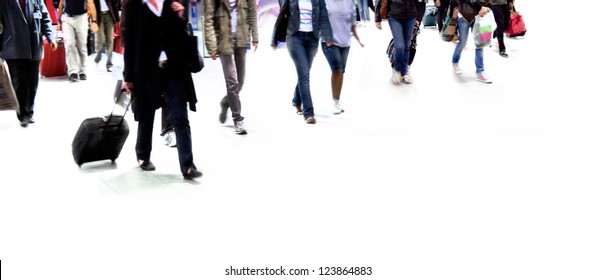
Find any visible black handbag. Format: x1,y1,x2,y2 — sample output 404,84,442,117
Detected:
185,23,204,73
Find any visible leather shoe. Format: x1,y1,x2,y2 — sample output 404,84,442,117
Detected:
305,117,316,124
139,160,156,171
183,167,203,180
295,105,303,115
19,120,28,127
26,117,35,124
499,51,509,58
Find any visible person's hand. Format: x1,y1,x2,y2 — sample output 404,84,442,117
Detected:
358,40,365,48
376,22,382,30
210,52,218,60
50,41,58,51
252,42,258,52
171,1,185,19
325,41,333,47
479,6,490,17
122,81,134,93
90,22,99,32
57,23,62,31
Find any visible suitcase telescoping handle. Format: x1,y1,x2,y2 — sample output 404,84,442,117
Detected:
104,88,133,126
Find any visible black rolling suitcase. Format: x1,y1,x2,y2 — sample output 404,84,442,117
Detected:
72,87,131,166
423,5,438,28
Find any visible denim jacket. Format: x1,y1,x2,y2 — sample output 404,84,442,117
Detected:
0,0,55,61
274,0,332,44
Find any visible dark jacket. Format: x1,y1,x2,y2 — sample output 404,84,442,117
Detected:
271,0,333,46
0,0,55,61
375,0,418,22
122,0,197,120
451,0,488,23
414,0,426,22
93,0,120,23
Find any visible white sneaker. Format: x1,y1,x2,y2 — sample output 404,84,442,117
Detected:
332,100,344,114
476,72,492,84
402,75,413,84
452,63,463,75
391,69,402,84
162,130,177,147
234,121,247,135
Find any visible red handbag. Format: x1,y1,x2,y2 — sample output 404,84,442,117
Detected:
505,6,526,37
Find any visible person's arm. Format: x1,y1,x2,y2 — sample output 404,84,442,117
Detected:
88,0,99,32
351,25,364,47
374,0,383,29
57,0,64,30
202,0,218,59
121,0,135,88
415,0,425,23
40,0,58,50
247,0,259,51
318,0,333,46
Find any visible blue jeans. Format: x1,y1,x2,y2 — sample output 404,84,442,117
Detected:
358,0,370,21
452,17,485,74
287,32,319,119
321,43,350,72
387,16,416,76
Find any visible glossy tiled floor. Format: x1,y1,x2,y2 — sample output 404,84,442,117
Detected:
2,3,594,279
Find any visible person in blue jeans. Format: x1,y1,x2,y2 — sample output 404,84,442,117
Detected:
375,0,418,85
271,0,333,124
450,0,492,83
321,0,363,114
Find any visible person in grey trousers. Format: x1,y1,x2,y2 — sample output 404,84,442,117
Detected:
203,0,259,135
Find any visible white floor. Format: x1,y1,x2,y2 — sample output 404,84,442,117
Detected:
2,3,594,279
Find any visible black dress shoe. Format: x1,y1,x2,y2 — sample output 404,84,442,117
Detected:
183,167,203,180
139,160,156,171
68,73,78,82
19,120,28,127
499,51,509,58
26,117,35,124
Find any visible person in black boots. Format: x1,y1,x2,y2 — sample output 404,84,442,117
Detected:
0,0,57,127
121,0,202,179
488,0,512,57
